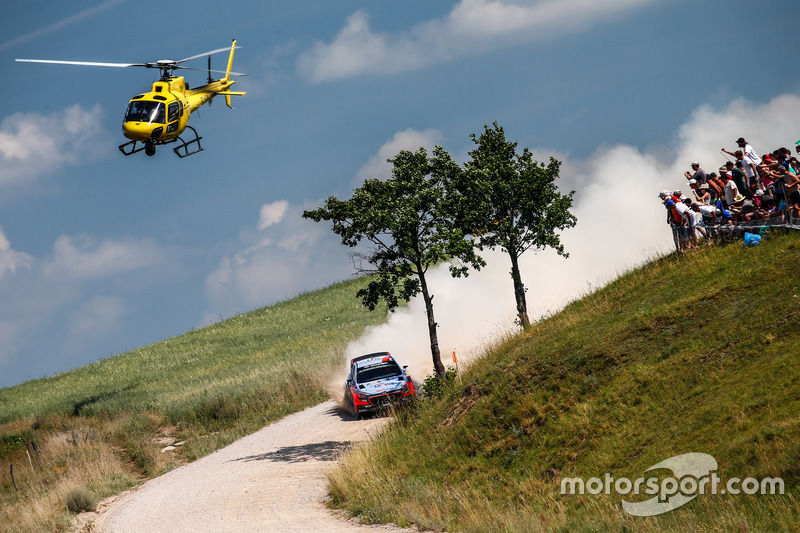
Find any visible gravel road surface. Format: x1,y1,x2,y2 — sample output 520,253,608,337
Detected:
79,401,413,533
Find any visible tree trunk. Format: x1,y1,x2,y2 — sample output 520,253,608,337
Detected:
418,271,445,379
508,249,530,329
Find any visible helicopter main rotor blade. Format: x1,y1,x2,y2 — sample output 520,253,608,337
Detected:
175,65,247,77
177,45,239,64
16,58,146,68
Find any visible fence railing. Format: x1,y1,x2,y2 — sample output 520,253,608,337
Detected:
670,215,800,251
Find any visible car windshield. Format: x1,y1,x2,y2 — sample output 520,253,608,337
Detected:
124,100,165,124
357,362,402,383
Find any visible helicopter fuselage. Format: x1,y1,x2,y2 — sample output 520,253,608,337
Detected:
122,75,240,143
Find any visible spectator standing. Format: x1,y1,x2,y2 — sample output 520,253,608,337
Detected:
722,171,740,206
684,161,707,185
732,161,750,197
723,137,762,166
675,198,696,248
735,151,760,192
665,200,685,252
685,199,707,241
707,171,724,200
781,166,800,219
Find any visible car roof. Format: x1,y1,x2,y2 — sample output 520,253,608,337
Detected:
351,352,395,368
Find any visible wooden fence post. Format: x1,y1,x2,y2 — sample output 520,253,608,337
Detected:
10,463,18,491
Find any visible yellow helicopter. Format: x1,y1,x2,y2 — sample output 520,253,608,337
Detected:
16,40,246,158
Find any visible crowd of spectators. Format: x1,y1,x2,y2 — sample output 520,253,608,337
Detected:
661,137,800,251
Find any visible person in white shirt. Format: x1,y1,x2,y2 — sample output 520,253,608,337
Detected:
722,172,740,206
735,151,760,190
723,137,762,165
675,198,697,248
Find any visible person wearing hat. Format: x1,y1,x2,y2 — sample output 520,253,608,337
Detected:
761,153,777,170
694,182,711,205
723,137,762,166
729,193,746,220
684,161,707,185
751,186,772,208
720,168,740,207
740,196,757,221
664,199,684,252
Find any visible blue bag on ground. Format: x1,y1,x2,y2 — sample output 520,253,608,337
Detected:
743,232,762,247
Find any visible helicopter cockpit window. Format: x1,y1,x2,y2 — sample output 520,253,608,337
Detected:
166,102,180,133
124,101,165,124
168,102,180,123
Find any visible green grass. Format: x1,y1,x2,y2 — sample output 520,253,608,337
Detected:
329,231,800,532
0,276,388,532
0,276,385,424
4,229,800,532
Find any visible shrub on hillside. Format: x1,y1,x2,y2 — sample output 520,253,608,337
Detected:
65,486,97,513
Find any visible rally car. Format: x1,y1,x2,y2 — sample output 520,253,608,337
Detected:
344,352,416,419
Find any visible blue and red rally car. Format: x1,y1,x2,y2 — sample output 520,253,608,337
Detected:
345,352,416,419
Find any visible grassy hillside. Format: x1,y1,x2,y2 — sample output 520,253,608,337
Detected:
0,276,387,532
329,230,800,532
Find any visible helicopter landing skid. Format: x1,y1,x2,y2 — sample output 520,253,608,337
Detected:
118,139,149,156
118,126,204,158
172,126,204,158
118,139,164,157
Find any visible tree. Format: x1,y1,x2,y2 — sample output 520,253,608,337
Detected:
303,146,483,379
455,122,577,328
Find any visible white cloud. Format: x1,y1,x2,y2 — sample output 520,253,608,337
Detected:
45,234,167,279
203,201,352,322
258,200,290,230
354,128,444,185
0,104,107,189
298,0,657,82
0,231,182,385
0,226,33,278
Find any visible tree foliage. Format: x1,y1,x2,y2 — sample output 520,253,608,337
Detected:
455,122,577,328
303,146,483,378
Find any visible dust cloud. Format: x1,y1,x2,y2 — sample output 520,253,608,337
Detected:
329,94,800,397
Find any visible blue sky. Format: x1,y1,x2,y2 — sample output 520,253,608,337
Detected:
1,0,799,388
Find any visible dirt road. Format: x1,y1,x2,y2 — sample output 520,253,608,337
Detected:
80,401,413,532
